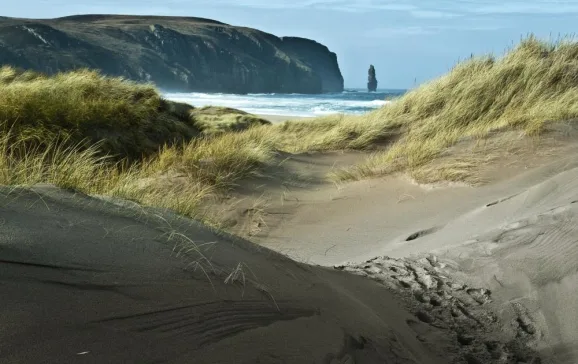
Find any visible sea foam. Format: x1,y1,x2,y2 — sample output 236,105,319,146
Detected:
163,89,403,117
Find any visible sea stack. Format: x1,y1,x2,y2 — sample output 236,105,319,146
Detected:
367,64,378,92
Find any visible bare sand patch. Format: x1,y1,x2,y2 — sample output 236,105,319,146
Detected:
0,184,537,363
257,114,312,123
206,128,578,363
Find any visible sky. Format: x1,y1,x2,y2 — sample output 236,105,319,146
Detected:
3,1,578,89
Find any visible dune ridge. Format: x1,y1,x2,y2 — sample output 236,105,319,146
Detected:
0,183,541,363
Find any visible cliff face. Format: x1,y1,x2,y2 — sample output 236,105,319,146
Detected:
0,15,344,94
281,37,344,93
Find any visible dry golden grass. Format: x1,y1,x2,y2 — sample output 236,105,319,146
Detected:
0,129,212,219
190,106,271,135
0,126,277,223
148,127,277,189
265,36,578,182
3,35,578,224
0,67,278,222
0,67,269,160
0,66,203,160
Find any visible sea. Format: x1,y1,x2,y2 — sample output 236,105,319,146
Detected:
163,88,406,117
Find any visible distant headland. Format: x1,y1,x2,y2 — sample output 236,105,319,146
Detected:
0,15,344,94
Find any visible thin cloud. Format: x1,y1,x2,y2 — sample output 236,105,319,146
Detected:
10,0,578,18
410,10,461,19
467,2,578,14
192,0,578,15
367,24,505,38
371,26,434,36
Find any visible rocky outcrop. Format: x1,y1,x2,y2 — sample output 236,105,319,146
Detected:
0,15,344,94
367,64,378,92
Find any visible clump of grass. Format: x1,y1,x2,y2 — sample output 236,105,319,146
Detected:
0,66,203,160
0,128,215,220
0,68,279,221
270,35,578,182
0,125,279,222
271,113,393,152
191,106,271,135
0,129,113,190
151,126,278,188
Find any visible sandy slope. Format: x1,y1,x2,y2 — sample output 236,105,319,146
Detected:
2,125,576,363
257,114,311,123
422,165,578,363
1,184,537,363
223,133,578,363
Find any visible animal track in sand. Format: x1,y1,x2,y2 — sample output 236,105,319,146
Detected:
405,227,440,241
335,255,541,363
485,193,521,207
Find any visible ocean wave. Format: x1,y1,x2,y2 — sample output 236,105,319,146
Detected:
163,91,397,117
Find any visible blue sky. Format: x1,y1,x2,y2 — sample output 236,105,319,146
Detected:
4,1,578,88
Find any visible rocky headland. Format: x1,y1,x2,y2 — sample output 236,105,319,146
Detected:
0,15,344,94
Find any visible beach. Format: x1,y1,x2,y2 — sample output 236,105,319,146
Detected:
1,169,549,363
1,107,576,363
5,130,577,362
2,83,577,363
257,114,311,123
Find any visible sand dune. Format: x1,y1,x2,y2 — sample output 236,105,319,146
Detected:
227,143,578,363
3,132,578,362
422,166,578,362
257,114,311,123
1,184,536,363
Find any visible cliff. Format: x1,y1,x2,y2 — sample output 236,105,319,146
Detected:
280,37,344,93
0,15,344,94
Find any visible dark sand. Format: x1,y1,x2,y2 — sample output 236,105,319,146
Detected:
0,183,538,363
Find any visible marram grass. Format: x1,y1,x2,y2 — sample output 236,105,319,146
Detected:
3,35,578,223
0,67,276,222
267,35,578,181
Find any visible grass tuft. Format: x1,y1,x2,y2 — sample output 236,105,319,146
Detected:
190,106,271,135
0,67,278,222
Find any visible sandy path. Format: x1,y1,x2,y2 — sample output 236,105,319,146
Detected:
229,138,578,363
238,148,577,265
257,114,312,123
